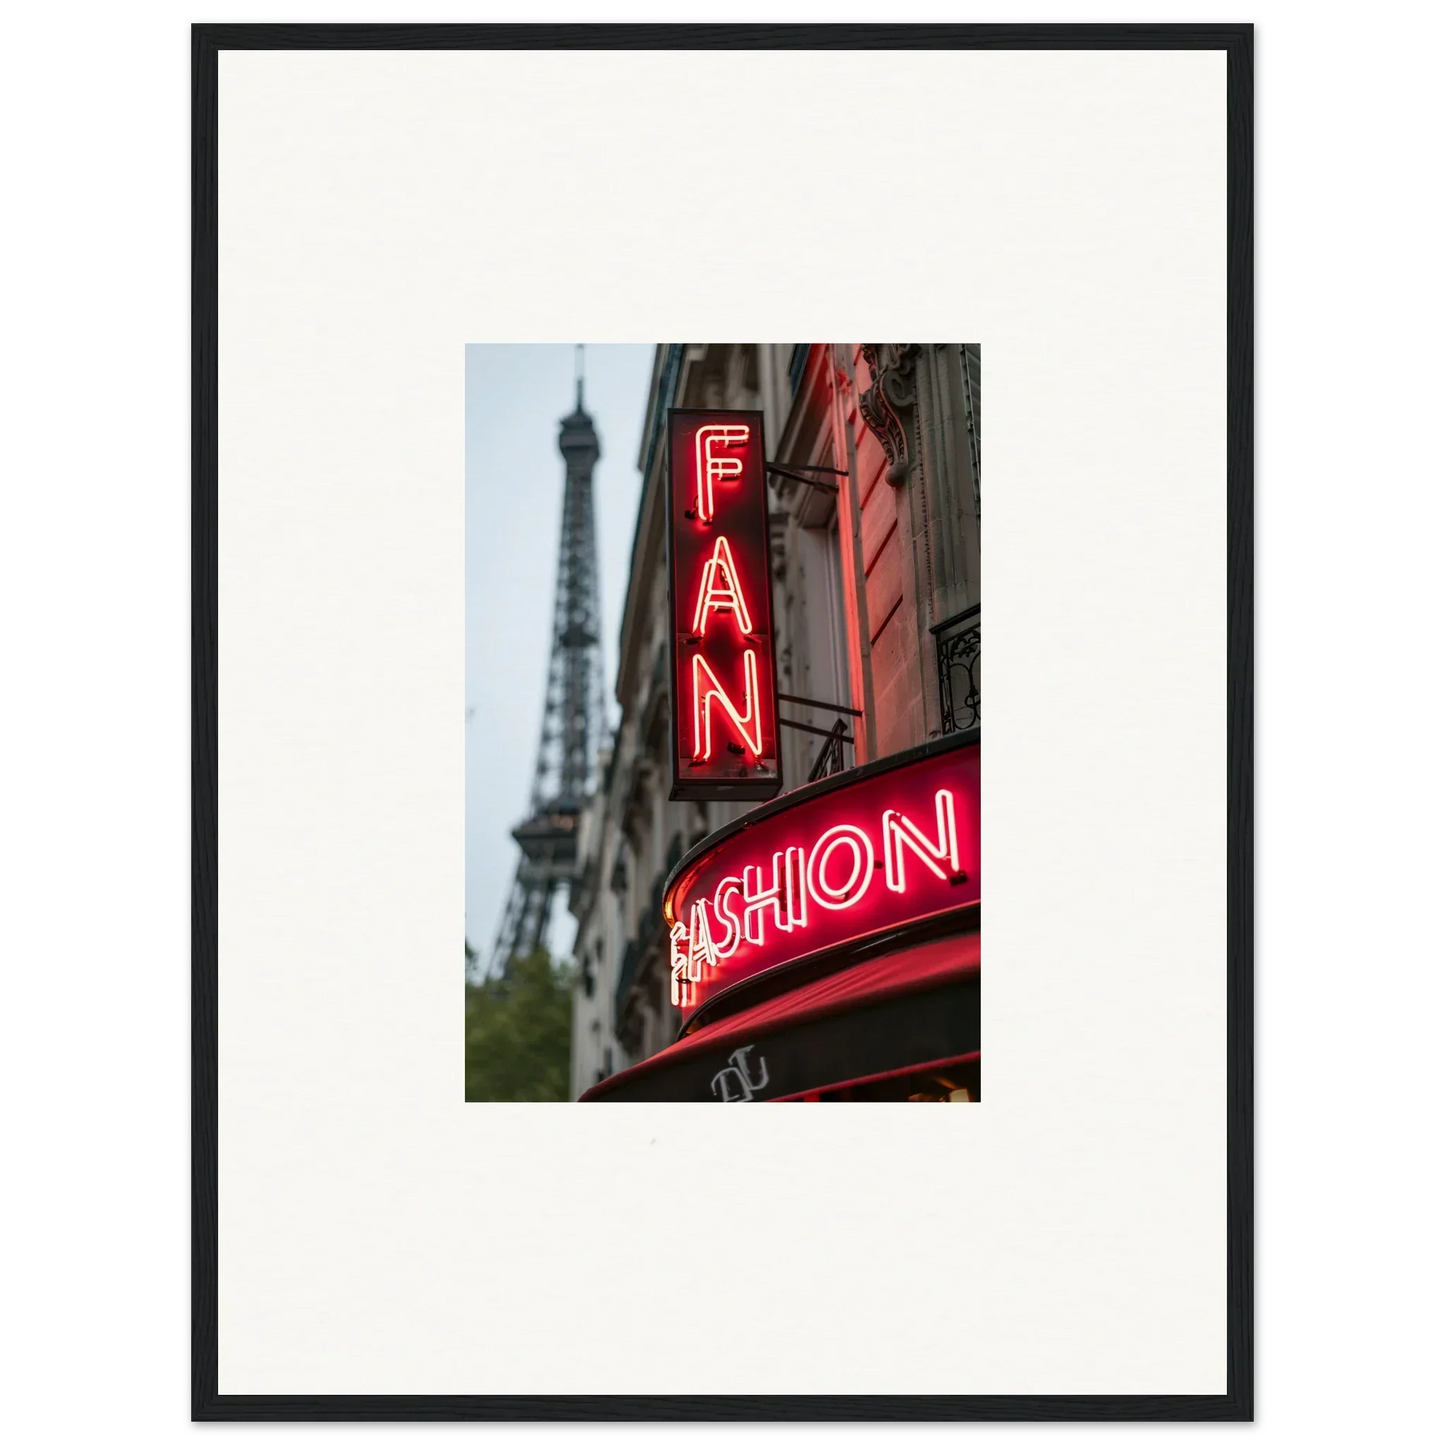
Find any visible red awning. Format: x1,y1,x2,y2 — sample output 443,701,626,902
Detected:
580,929,979,1101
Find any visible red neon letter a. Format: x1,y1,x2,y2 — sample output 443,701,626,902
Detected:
691,534,753,637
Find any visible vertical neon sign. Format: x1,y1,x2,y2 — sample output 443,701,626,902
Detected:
667,409,781,801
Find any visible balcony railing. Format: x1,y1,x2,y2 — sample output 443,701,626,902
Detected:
807,718,851,781
931,604,980,734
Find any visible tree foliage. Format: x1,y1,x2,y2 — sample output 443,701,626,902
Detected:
465,948,575,1102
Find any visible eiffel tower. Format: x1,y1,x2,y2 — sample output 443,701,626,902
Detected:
486,348,606,977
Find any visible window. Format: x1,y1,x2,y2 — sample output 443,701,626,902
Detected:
788,343,810,397
820,514,850,707
788,513,855,779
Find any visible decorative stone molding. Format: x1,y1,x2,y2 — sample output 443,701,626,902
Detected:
859,343,920,486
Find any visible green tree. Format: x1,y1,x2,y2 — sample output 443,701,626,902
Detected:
465,948,575,1101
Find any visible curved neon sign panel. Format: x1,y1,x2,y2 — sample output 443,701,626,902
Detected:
663,735,980,1020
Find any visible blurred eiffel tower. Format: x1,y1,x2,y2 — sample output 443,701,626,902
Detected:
484,347,606,978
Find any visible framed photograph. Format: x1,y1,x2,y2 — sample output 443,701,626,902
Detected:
195,23,1251,1421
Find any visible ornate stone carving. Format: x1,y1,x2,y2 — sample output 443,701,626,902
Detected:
858,344,920,486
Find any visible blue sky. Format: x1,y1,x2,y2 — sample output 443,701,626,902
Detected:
465,344,655,961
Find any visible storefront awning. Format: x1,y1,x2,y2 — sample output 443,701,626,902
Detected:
580,929,979,1102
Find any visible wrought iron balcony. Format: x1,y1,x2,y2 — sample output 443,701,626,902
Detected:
931,604,980,734
776,690,859,782
807,718,851,781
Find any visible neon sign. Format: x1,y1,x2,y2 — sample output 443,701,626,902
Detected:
690,535,752,637
667,409,780,800
663,733,979,1022
693,423,750,521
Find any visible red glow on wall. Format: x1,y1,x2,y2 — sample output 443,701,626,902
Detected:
663,737,980,1022
667,410,780,800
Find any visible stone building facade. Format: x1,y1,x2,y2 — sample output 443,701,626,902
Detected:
569,343,980,1097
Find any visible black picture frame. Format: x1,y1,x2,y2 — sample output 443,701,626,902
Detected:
193,22,1252,1422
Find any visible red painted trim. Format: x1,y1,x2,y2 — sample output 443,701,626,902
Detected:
579,933,979,1100
770,1051,981,1102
